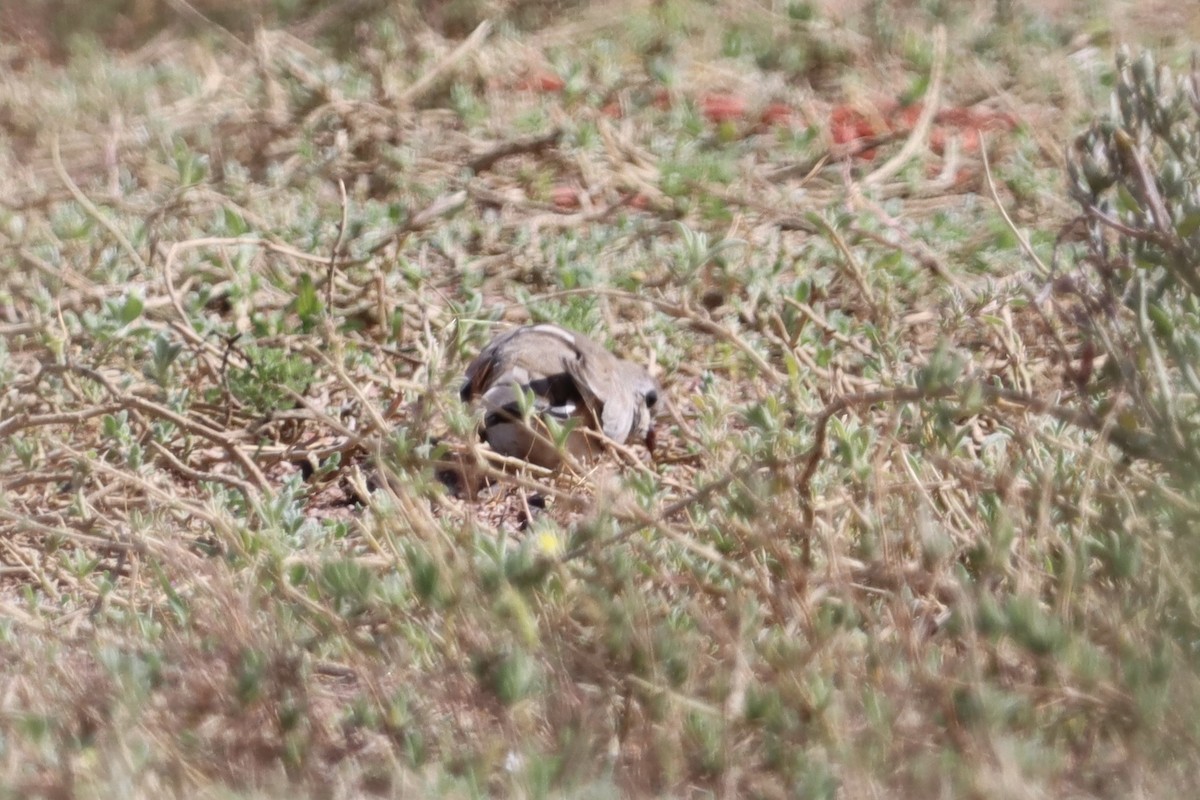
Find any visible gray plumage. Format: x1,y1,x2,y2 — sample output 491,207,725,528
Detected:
459,324,660,468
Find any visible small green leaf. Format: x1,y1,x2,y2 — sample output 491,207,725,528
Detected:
293,273,322,331
1177,211,1200,239
1115,183,1139,215
1148,303,1174,339
119,293,144,324
222,207,249,236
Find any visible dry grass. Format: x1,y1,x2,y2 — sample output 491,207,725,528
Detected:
1,1,1199,797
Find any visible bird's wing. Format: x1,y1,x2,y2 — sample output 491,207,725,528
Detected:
463,325,581,408
562,336,641,443
464,324,649,441
460,327,523,402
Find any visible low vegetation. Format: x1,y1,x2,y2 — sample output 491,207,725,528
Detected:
1,1,1199,796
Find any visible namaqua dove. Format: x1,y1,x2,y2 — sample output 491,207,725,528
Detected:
459,324,660,468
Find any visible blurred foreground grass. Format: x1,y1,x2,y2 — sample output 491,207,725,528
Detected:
2,1,1199,797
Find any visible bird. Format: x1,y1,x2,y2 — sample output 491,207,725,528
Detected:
459,324,661,468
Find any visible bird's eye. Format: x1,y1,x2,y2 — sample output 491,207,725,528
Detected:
644,390,658,409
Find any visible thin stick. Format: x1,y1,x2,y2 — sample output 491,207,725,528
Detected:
863,25,947,187
51,132,148,273
397,20,493,108
980,132,1050,277
0,405,124,438
326,178,348,312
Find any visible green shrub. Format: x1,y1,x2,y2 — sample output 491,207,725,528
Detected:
1066,48,1200,491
